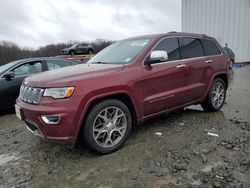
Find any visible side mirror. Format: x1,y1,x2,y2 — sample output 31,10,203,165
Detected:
3,71,15,81
145,50,168,66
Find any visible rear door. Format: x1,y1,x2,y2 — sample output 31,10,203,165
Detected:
77,43,88,54
142,37,192,116
177,37,208,103
201,39,224,78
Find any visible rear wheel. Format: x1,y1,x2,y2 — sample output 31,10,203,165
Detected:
82,99,132,154
88,49,94,54
201,78,226,112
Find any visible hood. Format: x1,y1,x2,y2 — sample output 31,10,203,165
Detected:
25,63,125,88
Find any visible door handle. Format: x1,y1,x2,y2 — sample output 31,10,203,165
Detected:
205,60,213,63
176,64,186,68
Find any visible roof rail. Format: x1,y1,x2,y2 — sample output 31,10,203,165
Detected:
202,34,208,37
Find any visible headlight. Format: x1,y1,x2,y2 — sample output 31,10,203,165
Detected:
43,87,75,99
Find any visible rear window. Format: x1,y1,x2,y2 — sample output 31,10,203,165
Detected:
202,40,221,56
179,38,204,59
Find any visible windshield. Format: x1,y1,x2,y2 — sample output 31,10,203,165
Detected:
88,38,152,64
71,44,78,48
0,60,19,74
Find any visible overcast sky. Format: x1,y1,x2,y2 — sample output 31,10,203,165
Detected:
0,0,181,49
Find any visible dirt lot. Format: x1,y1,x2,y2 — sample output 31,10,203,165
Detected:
0,65,250,188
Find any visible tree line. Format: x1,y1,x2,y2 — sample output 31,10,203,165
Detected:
0,39,113,65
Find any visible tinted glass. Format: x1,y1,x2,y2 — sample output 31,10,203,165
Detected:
46,60,73,70
180,38,204,59
88,38,152,64
202,40,221,56
13,61,42,76
154,37,180,61
79,43,88,47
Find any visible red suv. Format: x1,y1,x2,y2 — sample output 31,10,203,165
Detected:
15,32,230,154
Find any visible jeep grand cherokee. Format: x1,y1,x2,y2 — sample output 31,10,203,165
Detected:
15,32,230,154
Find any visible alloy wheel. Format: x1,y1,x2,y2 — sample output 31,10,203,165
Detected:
92,107,127,148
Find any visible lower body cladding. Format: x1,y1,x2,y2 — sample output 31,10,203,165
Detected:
15,98,82,145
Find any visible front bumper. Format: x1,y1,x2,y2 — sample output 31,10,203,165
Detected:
25,121,44,138
16,96,83,145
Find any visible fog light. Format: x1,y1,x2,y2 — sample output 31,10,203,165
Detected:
41,115,60,125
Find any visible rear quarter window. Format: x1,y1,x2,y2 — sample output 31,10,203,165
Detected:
179,38,204,59
201,40,221,56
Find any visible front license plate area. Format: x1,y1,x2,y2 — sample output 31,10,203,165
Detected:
15,105,24,120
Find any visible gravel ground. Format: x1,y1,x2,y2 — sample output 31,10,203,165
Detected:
0,65,249,188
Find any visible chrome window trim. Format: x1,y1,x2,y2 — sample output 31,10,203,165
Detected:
142,35,223,67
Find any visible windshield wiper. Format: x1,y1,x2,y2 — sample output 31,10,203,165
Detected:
91,61,109,64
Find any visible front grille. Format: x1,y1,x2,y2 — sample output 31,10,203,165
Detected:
19,85,44,104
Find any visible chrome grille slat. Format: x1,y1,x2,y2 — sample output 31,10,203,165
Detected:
19,85,44,104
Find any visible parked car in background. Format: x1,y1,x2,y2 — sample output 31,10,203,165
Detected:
62,43,95,55
0,57,78,110
223,46,235,69
16,32,230,154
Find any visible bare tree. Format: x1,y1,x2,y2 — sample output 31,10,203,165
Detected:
0,39,113,66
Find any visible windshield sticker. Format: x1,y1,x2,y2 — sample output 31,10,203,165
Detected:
125,58,132,62
130,40,149,47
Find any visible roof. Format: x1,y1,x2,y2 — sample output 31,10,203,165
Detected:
123,32,214,41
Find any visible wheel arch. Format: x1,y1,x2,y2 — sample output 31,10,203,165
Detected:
76,92,138,143
85,93,137,124
214,73,228,89
203,72,229,101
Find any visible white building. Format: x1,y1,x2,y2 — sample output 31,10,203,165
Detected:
182,0,250,62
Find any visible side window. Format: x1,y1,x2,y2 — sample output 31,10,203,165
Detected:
201,39,221,56
46,60,72,70
79,43,88,47
154,37,181,61
13,61,42,76
180,38,204,59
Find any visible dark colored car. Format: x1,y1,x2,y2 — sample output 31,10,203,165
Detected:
16,32,230,154
223,46,235,69
62,43,95,55
0,57,78,110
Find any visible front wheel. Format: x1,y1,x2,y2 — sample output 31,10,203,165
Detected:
201,78,226,112
82,99,132,154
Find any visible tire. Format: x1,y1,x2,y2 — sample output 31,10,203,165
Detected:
82,99,132,154
88,49,94,54
69,50,75,55
229,60,234,70
201,78,226,112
